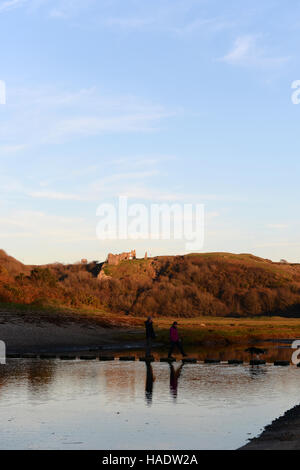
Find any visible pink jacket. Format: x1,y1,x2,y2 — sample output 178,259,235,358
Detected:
170,326,179,342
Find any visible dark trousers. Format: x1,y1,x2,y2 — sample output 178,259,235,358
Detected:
168,340,185,357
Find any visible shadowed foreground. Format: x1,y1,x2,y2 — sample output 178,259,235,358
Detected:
240,404,300,449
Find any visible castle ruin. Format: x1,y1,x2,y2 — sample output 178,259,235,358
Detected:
107,250,136,266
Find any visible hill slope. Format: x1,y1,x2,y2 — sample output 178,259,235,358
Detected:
98,253,300,317
0,250,32,277
1,250,300,318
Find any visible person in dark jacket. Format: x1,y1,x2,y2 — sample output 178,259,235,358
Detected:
168,321,187,358
145,316,156,357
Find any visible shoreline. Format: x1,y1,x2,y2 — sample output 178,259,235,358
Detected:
1,306,300,356
0,311,143,354
240,404,300,450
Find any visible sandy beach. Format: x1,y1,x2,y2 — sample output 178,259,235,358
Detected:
0,310,142,353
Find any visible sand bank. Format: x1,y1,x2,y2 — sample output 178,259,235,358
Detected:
240,404,300,449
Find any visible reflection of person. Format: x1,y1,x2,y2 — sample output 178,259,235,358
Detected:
168,322,187,358
169,363,184,400
145,316,156,357
145,362,155,405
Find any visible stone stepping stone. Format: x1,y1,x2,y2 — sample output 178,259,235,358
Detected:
139,356,155,362
228,359,243,365
79,356,97,360
119,356,136,361
274,360,290,366
182,358,197,363
99,356,115,361
60,356,76,360
160,357,176,362
204,359,221,364
250,359,266,365
40,354,57,359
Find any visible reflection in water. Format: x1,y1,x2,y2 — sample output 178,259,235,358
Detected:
145,361,185,404
249,365,267,379
129,341,296,364
169,363,184,401
0,359,300,449
145,362,155,405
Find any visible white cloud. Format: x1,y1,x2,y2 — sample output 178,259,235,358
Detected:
266,224,289,229
0,144,27,155
27,190,87,201
0,210,97,242
0,0,27,13
220,34,289,67
254,241,300,248
0,86,175,150
105,17,154,30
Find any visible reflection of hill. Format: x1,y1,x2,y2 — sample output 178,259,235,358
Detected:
0,360,56,401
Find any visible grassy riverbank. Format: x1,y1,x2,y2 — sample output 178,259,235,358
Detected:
118,315,300,346
1,302,300,350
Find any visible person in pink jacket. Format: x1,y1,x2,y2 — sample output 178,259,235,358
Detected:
168,321,187,358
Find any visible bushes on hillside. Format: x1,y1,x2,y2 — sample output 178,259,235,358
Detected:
1,253,300,317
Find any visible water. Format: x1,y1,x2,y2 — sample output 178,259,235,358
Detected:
1,359,300,449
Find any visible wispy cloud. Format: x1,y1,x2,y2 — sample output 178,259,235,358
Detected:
0,210,97,242
0,86,175,151
266,224,289,229
105,17,154,30
27,190,87,201
0,0,27,13
220,34,289,67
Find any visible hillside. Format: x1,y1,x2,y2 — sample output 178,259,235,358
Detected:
1,250,300,318
0,250,32,277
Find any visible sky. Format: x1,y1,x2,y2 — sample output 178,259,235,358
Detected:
0,0,300,264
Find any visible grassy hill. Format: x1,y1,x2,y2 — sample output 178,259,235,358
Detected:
0,249,32,277
1,250,300,318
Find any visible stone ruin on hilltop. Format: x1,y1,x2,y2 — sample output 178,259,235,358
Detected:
106,250,137,265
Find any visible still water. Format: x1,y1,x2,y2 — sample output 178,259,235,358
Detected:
1,359,300,450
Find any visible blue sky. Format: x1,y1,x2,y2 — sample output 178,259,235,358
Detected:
0,0,300,264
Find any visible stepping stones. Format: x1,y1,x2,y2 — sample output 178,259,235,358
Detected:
21,354,38,359
228,359,243,365
250,359,266,365
182,358,197,363
40,354,57,359
99,356,115,361
119,356,136,361
274,361,290,366
59,356,76,360
204,359,221,364
79,356,97,360
139,356,155,362
160,357,176,362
